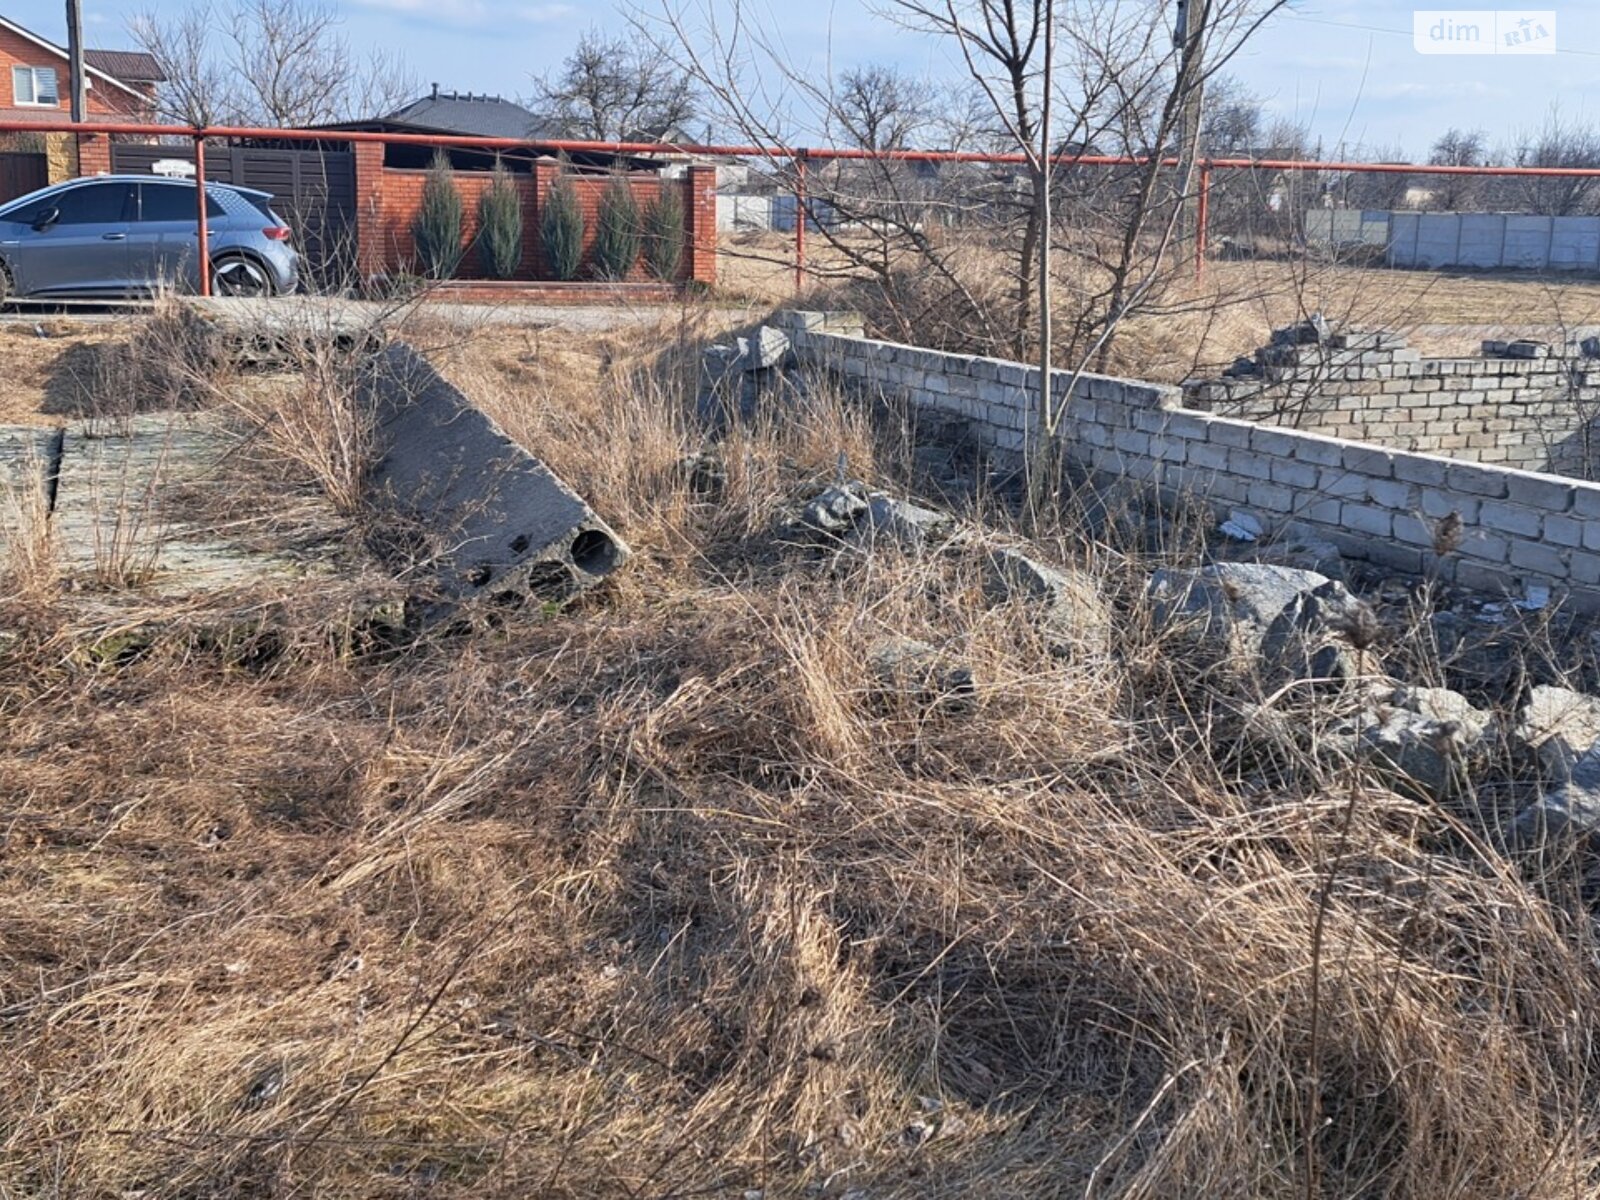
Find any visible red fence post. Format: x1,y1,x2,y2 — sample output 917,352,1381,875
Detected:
194,134,210,298
1196,163,1211,282
794,152,807,294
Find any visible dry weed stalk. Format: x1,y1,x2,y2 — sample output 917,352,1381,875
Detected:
0,439,57,604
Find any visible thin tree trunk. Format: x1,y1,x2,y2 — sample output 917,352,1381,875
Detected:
1028,0,1055,520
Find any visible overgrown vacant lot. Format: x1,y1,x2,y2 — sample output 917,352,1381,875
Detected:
725,234,1600,380
5,305,1600,1198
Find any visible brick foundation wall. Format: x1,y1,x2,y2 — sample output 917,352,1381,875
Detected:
352,151,716,287
776,311,1600,612
1184,332,1600,479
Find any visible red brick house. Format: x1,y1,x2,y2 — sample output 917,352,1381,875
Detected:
0,15,161,121
0,14,162,180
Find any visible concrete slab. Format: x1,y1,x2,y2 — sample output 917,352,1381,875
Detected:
51,415,333,595
0,425,57,491
360,342,628,613
0,426,59,563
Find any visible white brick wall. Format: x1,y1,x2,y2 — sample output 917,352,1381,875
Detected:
774,310,1600,611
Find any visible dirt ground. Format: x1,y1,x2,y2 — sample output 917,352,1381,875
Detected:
0,319,128,425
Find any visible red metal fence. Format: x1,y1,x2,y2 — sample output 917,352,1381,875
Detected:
9,117,1600,296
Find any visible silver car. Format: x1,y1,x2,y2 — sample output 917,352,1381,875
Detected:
0,175,299,300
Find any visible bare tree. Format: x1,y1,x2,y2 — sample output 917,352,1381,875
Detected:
651,0,1284,373
534,28,697,142
130,0,415,128
931,80,1005,152
1510,109,1600,216
1200,74,1260,155
1427,127,1486,210
833,65,935,151
1338,144,1413,212
128,4,237,126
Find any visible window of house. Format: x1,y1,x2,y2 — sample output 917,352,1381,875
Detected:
12,66,60,107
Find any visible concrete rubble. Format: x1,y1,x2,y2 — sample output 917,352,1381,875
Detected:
1510,685,1600,846
1513,685,1600,780
983,547,1112,659
1344,684,1493,801
1148,562,1376,689
699,323,797,428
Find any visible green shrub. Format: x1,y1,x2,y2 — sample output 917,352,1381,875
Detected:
593,173,642,280
541,165,584,282
412,149,464,280
642,187,684,282
476,161,524,280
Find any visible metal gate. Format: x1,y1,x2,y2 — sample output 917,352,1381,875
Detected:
0,152,47,205
111,143,355,289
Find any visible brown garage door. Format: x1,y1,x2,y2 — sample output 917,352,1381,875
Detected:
111,143,355,289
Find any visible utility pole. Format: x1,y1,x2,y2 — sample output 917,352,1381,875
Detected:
1174,0,1206,251
65,0,86,123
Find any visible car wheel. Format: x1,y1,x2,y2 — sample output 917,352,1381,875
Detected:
211,256,273,298
0,261,11,306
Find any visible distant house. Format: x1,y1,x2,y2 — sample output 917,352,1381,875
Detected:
0,14,162,125
315,86,660,172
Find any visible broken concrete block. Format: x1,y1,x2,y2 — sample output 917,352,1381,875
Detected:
1513,684,1600,780
1513,752,1600,846
1149,562,1377,688
360,343,628,613
983,547,1111,659
1269,314,1330,348
982,547,1076,607
790,483,869,539
850,493,957,552
743,325,792,372
1352,684,1492,800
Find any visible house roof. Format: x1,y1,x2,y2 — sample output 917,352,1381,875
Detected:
380,90,558,141
0,15,159,98
83,49,165,84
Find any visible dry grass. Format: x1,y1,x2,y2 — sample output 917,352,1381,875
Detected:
719,230,1600,382
0,435,57,605
4,305,1600,1199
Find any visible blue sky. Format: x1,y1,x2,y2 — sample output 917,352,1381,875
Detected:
10,0,1599,158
